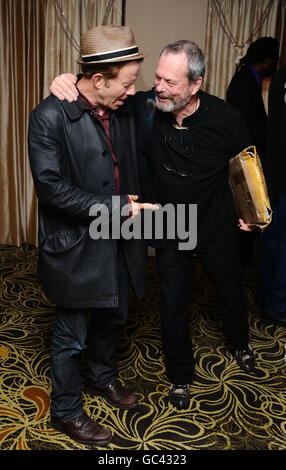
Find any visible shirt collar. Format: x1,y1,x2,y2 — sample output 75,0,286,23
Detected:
59,89,131,121
157,89,208,125
77,88,110,120
250,65,261,85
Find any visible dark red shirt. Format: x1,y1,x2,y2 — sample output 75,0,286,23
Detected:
78,89,132,216
78,90,120,194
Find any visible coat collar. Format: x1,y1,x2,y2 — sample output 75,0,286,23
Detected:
60,97,89,121
59,95,132,122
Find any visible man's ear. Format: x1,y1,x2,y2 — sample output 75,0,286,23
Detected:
92,73,105,90
190,76,203,96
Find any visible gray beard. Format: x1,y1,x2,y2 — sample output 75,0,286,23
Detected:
155,94,192,113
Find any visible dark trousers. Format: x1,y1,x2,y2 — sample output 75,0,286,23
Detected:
50,244,130,421
155,232,249,384
259,193,286,318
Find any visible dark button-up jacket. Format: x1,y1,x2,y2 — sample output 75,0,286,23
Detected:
28,95,146,308
226,65,268,158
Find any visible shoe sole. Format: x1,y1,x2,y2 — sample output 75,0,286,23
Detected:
85,386,139,410
236,365,255,373
168,396,190,410
51,420,112,447
169,402,190,410
235,358,255,373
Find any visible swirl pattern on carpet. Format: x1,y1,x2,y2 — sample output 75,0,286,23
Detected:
0,244,285,450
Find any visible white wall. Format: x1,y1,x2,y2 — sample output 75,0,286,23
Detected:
125,0,208,90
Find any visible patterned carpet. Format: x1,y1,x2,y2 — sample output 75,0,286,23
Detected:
0,244,286,451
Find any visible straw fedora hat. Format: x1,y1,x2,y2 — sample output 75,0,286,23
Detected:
77,25,147,65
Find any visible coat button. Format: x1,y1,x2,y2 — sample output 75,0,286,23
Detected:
102,181,109,187
102,150,108,157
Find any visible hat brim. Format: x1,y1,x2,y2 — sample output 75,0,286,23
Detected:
77,51,147,65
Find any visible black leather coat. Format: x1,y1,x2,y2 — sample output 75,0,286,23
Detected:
28,95,146,308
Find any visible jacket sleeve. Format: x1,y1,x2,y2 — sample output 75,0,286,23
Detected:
226,73,252,117
28,108,129,221
225,106,253,157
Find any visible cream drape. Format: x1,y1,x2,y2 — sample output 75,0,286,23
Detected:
0,0,122,246
204,0,286,100
43,0,123,97
0,0,46,246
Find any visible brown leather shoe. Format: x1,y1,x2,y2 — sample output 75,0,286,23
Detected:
51,412,112,447
85,380,138,409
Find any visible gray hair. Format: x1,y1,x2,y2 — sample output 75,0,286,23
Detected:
160,40,206,82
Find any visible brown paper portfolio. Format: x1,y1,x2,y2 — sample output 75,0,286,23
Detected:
229,146,272,230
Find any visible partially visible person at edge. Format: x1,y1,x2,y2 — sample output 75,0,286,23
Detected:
50,39,256,411
259,64,286,327
28,25,159,447
226,37,279,266
227,37,279,160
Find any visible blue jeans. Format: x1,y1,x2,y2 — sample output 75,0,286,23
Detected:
259,193,286,319
50,244,130,421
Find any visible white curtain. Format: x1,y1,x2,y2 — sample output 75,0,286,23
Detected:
204,0,285,100
43,0,123,97
0,0,122,246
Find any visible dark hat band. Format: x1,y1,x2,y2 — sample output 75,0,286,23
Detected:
82,46,139,63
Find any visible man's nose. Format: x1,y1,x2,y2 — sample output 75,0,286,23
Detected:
155,79,165,93
126,83,136,96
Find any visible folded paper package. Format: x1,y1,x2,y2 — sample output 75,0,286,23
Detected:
229,146,272,230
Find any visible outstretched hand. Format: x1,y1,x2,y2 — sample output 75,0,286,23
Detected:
128,195,159,218
50,73,78,102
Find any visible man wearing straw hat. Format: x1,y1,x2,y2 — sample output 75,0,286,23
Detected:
28,25,158,446
52,38,258,413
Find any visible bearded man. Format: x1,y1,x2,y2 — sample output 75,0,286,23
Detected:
50,40,255,411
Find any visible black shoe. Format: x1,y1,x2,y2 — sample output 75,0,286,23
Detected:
168,384,190,410
235,344,255,373
85,380,138,409
50,412,112,447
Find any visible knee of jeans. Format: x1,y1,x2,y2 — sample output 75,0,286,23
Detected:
50,331,87,356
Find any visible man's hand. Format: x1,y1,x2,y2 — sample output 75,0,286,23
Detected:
128,195,159,218
238,218,256,232
50,73,78,102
